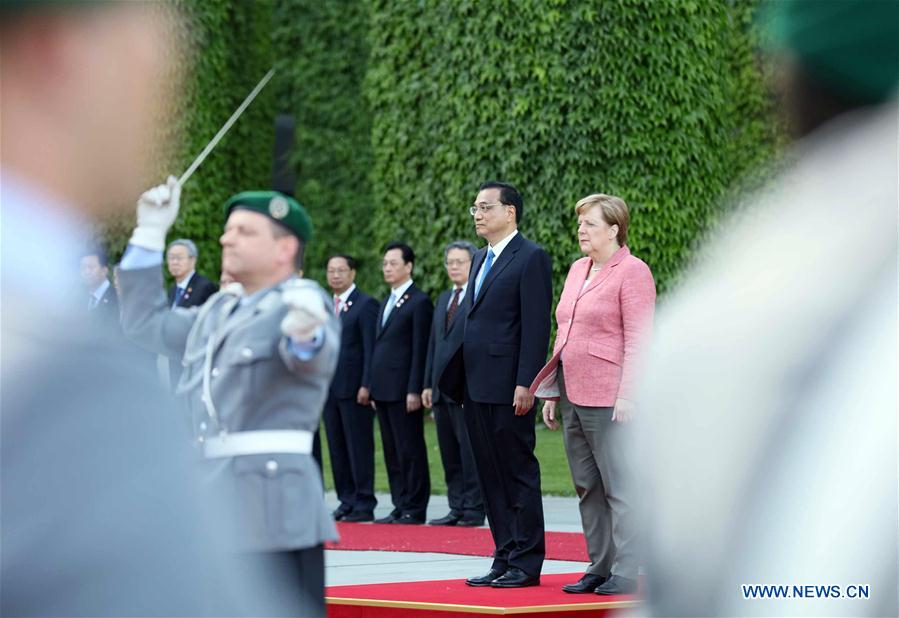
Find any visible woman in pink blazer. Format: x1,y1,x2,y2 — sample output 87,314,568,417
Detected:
530,194,655,596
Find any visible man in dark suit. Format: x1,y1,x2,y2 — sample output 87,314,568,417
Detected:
81,247,119,326
165,239,219,389
422,240,485,527
439,181,552,588
166,239,218,309
367,242,433,524
323,254,380,522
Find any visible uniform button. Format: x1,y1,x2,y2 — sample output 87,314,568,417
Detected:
201,394,209,404
199,422,207,431
211,367,220,378
197,435,205,444
265,460,279,475
568,318,572,324
241,347,253,359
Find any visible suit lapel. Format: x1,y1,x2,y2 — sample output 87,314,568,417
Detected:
471,234,523,311
180,273,195,307
578,246,630,299
378,285,412,339
341,287,359,323
386,284,413,332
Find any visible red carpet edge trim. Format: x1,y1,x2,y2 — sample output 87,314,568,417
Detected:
324,597,639,615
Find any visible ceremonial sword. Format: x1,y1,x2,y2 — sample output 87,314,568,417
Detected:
177,68,276,187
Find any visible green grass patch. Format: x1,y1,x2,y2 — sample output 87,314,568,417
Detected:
319,414,575,497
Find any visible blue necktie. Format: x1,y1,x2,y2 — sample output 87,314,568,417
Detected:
474,249,495,299
172,286,186,308
381,292,397,326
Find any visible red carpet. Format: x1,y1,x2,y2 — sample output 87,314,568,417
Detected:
327,573,638,617
326,522,589,562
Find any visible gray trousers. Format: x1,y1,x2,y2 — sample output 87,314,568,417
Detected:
558,364,638,579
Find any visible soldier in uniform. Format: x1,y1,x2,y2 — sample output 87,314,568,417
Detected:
118,180,340,616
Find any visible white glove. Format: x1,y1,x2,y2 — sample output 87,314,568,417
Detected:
129,175,181,251
280,280,329,343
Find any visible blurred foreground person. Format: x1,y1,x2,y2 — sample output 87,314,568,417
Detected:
532,194,655,596
638,1,898,616
1,2,300,616
119,186,340,616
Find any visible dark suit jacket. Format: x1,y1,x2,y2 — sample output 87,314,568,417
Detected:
367,283,433,403
329,287,379,399
423,287,466,405
167,273,218,309
438,233,552,405
90,282,120,327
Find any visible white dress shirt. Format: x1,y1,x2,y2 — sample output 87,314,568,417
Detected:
474,229,518,292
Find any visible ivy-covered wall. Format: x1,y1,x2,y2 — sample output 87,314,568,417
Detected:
272,0,377,284
103,0,779,302
364,0,780,298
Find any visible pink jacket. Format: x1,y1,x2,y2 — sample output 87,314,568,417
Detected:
530,246,655,407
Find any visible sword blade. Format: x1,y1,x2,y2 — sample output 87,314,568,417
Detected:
178,68,276,187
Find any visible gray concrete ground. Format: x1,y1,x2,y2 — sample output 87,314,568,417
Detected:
324,492,588,587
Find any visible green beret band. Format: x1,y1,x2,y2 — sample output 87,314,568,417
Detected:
223,191,313,243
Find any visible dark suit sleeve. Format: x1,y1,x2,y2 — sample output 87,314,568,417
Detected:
517,247,552,388
167,284,175,305
423,300,439,392
196,278,218,305
359,296,379,390
407,294,433,395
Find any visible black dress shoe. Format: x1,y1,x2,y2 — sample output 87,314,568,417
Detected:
373,514,397,524
465,568,507,587
594,575,638,595
332,507,351,521
456,517,485,527
428,513,461,526
393,514,425,525
341,511,374,523
490,567,540,588
562,573,607,594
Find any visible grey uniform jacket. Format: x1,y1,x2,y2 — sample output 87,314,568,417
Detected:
120,265,340,552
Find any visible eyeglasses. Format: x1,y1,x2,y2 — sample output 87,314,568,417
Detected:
469,203,506,216
167,255,190,262
326,268,350,275
445,259,470,267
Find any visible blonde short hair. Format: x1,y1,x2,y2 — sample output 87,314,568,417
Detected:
574,193,629,246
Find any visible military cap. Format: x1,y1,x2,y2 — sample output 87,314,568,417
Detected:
223,191,313,243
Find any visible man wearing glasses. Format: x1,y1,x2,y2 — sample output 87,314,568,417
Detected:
166,239,218,309
439,181,553,588
322,254,380,523
422,240,485,528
